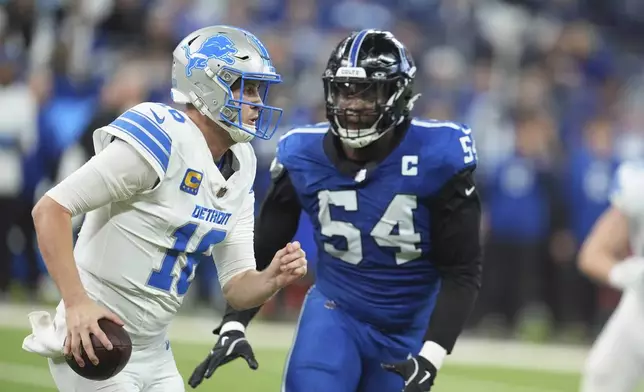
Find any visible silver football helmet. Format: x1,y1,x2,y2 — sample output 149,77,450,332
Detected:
171,25,283,143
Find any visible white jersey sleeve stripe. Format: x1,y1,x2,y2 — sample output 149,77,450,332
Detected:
279,126,327,141
121,110,172,155
108,112,171,172
109,120,169,172
130,109,172,145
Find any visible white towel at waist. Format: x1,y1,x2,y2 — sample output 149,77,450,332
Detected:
22,309,66,359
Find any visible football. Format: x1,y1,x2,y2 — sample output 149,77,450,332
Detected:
65,318,132,381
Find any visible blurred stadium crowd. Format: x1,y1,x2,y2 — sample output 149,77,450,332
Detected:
1,0,644,342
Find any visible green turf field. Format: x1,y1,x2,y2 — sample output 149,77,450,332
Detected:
0,325,598,392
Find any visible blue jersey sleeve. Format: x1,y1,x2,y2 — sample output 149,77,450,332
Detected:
412,119,478,193
96,103,173,180
443,122,478,176
274,124,328,173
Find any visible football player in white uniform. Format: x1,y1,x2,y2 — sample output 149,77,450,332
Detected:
22,26,307,392
578,161,644,392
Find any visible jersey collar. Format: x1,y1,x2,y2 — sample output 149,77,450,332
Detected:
322,119,410,178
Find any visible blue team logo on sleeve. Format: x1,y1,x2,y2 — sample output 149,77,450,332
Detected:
180,169,203,195
183,34,238,76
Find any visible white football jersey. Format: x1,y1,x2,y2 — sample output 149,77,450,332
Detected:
611,161,644,256
73,102,256,343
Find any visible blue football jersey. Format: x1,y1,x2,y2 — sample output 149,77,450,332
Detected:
276,119,478,331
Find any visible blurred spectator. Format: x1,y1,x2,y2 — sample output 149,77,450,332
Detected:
559,115,619,336
0,52,38,298
473,111,561,335
66,62,148,168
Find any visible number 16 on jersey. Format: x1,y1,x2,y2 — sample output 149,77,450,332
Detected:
147,223,225,296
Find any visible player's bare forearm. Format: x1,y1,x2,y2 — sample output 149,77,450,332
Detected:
216,238,289,330
578,206,631,285
32,196,87,305
215,247,272,332
218,168,301,329
222,269,280,310
216,242,274,329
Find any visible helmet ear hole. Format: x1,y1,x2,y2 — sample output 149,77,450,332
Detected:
188,92,209,116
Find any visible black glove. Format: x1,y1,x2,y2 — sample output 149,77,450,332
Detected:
188,330,258,388
382,355,437,392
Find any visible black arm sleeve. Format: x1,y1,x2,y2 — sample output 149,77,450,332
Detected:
424,168,483,353
213,170,302,334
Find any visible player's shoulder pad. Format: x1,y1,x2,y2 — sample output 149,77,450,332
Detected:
411,118,478,178
271,123,328,178
278,122,328,149
96,102,182,180
611,161,644,217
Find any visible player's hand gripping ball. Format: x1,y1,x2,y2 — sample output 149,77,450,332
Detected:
65,319,132,381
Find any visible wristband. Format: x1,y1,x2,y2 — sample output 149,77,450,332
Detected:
419,341,447,370
219,321,245,334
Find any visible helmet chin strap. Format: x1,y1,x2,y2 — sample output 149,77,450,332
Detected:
225,122,256,143
213,113,256,144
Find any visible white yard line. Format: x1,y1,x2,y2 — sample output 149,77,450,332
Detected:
1,303,589,373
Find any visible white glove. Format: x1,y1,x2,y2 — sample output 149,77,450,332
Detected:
609,257,644,291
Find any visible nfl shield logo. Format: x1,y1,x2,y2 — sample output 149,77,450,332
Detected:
216,187,228,198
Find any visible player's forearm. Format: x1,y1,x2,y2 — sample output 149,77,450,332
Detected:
578,207,631,287
215,242,276,332
32,196,87,305
578,246,619,285
214,250,279,333
222,269,279,310
217,171,302,329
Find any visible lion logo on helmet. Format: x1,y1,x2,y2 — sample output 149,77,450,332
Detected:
183,34,239,77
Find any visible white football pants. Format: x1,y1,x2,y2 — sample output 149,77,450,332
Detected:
48,336,184,392
581,290,644,392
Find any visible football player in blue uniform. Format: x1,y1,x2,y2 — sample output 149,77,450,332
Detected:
190,30,483,392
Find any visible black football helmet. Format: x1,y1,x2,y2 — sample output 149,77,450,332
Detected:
322,29,419,148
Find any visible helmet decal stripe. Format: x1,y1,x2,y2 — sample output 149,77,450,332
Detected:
349,30,369,67
247,33,270,59
222,25,271,63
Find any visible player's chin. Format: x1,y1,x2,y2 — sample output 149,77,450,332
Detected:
338,115,377,130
